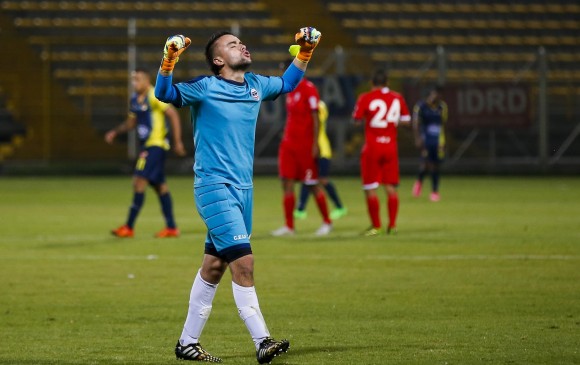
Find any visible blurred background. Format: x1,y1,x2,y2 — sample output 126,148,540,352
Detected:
0,0,578,175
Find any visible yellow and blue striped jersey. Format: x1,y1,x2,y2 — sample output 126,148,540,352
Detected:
413,100,448,147
129,87,170,150
317,100,332,159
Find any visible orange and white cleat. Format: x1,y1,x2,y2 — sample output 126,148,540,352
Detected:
111,225,134,238
155,227,180,238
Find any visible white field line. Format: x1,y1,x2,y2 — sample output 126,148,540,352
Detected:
1,232,206,243
262,254,580,261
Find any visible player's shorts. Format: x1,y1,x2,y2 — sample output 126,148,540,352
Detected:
194,183,253,263
278,144,318,185
360,143,399,189
422,141,445,163
134,146,166,185
318,158,331,179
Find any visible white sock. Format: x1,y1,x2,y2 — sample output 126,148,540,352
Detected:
179,270,218,346
232,282,270,350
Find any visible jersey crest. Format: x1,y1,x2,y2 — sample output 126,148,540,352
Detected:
250,88,260,101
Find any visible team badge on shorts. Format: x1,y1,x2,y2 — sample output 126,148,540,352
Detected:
250,88,259,101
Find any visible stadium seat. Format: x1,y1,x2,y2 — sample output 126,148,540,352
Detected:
1,0,579,163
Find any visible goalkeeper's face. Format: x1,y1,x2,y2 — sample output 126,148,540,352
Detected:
213,34,252,73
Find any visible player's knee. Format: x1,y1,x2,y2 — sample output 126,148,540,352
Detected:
235,266,254,283
133,177,148,192
386,185,398,196
201,263,227,284
309,184,322,193
154,185,169,195
282,182,294,193
231,266,254,287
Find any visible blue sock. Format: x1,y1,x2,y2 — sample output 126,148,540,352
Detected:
324,182,343,209
126,192,145,229
159,192,176,229
297,184,310,211
431,169,440,193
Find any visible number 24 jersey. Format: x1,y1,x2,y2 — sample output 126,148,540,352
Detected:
352,87,411,147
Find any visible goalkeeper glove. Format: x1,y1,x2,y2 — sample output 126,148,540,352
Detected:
160,35,191,72
293,27,321,63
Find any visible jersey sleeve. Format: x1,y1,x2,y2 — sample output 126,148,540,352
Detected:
399,96,411,123
318,100,328,123
255,74,284,101
174,76,209,107
441,101,448,124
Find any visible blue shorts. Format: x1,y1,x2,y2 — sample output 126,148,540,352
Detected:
135,146,166,185
318,158,331,178
422,142,444,163
194,183,253,262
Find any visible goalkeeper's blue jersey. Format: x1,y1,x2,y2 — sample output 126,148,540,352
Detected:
173,74,284,188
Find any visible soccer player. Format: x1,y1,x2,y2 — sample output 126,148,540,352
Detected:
352,70,411,236
294,100,347,221
412,85,447,202
272,74,332,237
154,28,321,363
105,68,186,238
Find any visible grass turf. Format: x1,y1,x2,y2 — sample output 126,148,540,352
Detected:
0,176,579,365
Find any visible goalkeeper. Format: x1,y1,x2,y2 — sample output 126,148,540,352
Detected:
155,28,321,364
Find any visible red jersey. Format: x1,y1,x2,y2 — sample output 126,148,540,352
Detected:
282,79,320,149
352,87,411,147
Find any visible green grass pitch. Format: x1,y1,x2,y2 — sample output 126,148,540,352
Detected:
0,176,579,365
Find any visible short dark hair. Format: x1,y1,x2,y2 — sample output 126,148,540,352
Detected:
205,31,233,75
372,69,388,86
133,67,150,79
431,84,443,94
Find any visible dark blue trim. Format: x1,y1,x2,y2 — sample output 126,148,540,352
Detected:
216,75,246,87
205,242,252,263
172,86,182,108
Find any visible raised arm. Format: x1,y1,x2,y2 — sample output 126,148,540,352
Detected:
280,27,322,93
155,73,179,104
154,35,191,104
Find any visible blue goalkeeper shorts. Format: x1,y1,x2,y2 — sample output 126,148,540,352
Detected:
194,183,253,262
134,146,166,185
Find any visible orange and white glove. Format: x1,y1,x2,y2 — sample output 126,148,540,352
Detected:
289,27,321,63
160,35,191,72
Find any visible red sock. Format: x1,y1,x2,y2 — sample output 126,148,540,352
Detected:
387,193,399,229
283,192,295,229
366,195,381,228
314,192,331,224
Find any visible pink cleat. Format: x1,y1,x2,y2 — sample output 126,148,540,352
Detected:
412,181,422,197
430,192,440,202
